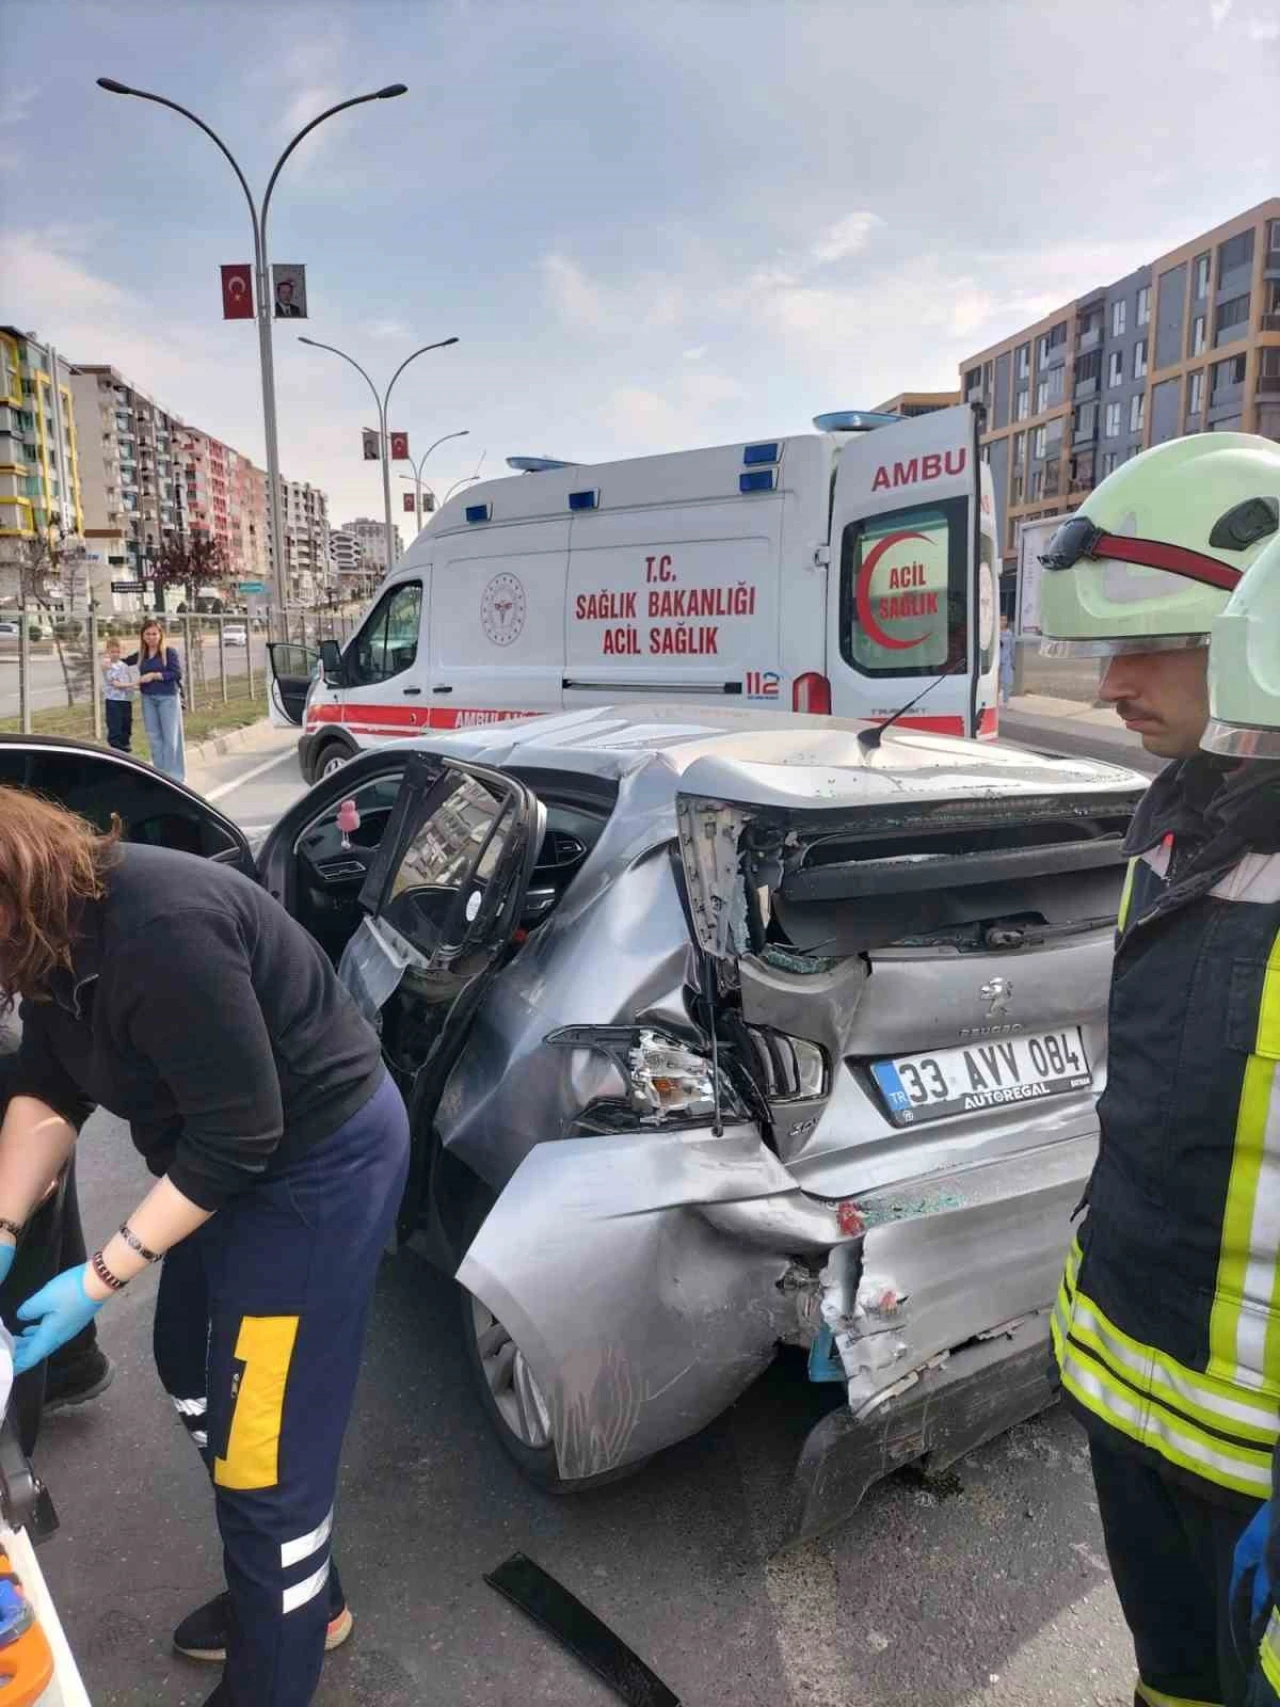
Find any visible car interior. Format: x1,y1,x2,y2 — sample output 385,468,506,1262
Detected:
289,763,612,968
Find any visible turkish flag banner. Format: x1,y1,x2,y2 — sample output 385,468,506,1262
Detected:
389,432,410,461
403,493,416,512
221,264,254,320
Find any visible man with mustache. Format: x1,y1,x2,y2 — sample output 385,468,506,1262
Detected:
1039,432,1280,1707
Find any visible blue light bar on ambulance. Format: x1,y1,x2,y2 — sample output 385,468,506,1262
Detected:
465,503,491,524
739,469,776,494
743,442,780,465
812,410,901,433
505,456,572,473
568,489,598,511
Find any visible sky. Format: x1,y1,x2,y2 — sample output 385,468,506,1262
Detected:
3,0,1278,532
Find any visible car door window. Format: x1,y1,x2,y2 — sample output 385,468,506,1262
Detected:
382,772,516,964
349,581,423,686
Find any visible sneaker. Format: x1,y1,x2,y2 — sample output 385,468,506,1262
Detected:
174,1591,353,1663
43,1350,115,1414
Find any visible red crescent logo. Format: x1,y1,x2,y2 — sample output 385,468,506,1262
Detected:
855,529,933,651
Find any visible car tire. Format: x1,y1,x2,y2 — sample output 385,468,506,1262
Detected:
457,1199,647,1494
310,738,353,783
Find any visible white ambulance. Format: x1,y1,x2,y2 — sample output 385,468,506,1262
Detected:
272,404,1000,781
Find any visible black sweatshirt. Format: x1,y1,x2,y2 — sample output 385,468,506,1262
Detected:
13,843,384,1210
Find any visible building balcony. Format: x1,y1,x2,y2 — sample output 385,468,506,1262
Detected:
1076,326,1103,353
1262,312,1280,333
1259,375,1280,395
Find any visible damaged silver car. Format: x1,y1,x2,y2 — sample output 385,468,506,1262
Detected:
0,711,1145,1541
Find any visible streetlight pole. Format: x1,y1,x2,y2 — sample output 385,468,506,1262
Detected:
397,428,468,532
96,76,407,613
299,337,458,572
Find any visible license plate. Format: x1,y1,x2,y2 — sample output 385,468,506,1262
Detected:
871,1028,1091,1126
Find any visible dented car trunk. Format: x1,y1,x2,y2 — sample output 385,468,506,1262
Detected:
442,711,1145,1544
671,741,1139,1535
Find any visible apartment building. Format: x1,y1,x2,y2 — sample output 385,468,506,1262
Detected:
274,478,331,601
69,363,188,606
179,427,270,584
0,327,83,590
329,527,363,574
340,515,402,575
959,197,1280,568
871,390,962,418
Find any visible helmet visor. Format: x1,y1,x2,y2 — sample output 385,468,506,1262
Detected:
1038,517,1242,590
1202,719,1280,760
1040,633,1209,659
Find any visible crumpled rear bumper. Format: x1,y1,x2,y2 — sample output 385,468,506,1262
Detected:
787,1311,1056,1545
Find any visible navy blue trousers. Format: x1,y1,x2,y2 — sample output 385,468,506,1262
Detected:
153,1074,409,1706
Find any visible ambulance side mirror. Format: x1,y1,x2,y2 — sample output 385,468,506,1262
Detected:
319,639,346,687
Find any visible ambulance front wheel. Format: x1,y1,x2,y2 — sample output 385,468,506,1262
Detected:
308,736,355,783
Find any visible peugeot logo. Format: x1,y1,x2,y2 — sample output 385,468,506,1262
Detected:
980,977,1013,1018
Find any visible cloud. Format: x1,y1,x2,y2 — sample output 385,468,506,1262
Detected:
682,345,707,361
601,370,749,450
542,252,685,338
1245,12,1279,35
364,319,410,341
808,211,882,266
1210,0,1233,23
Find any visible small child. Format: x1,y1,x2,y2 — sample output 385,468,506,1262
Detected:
999,612,1015,707
102,637,134,752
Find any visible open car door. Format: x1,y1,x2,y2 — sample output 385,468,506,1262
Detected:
0,737,255,876
266,642,318,728
336,753,545,1238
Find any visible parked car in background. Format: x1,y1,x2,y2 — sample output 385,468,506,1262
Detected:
0,622,20,638
0,709,1145,1540
223,624,248,647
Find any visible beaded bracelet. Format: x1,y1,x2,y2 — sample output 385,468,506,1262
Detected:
90,1250,128,1293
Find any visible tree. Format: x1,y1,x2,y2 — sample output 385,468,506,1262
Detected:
152,531,229,611
9,531,94,708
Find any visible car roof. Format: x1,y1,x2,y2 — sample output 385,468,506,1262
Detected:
384,705,1146,808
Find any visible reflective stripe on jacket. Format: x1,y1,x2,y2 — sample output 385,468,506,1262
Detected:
1053,756,1280,1502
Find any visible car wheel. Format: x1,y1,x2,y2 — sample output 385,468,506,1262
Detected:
457,1205,648,1493
311,740,350,782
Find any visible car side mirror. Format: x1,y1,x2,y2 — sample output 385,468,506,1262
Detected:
319,638,345,687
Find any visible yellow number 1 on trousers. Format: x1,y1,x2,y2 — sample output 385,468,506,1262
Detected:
214,1316,300,1491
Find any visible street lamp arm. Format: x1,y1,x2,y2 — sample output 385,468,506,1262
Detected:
261,86,408,242
96,79,259,244
443,476,481,502
297,337,383,418
418,429,469,477
382,339,460,415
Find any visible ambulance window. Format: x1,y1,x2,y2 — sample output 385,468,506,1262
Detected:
349,580,424,685
838,498,967,679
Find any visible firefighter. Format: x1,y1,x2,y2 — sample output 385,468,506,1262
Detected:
1204,522,1280,1702
1039,431,1280,1707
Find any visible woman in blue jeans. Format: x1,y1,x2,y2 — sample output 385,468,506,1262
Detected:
128,618,185,781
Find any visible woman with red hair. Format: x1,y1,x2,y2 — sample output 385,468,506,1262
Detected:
0,786,408,1707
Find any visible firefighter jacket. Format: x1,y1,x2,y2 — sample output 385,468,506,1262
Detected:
1054,752,1280,1518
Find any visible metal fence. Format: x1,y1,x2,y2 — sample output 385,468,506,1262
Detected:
0,611,268,752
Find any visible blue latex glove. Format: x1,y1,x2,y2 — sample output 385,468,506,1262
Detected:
1232,1499,1273,1660
12,1264,104,1375
0,1243,15,1289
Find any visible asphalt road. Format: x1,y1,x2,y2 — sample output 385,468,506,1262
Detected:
998,709,1164,778
32,736,1140,1707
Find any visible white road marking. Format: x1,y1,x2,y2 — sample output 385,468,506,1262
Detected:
204,745,299,803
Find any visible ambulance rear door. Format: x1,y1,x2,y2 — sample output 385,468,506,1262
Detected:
825,404,991,738
428,509,568,729
562,443,782,709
